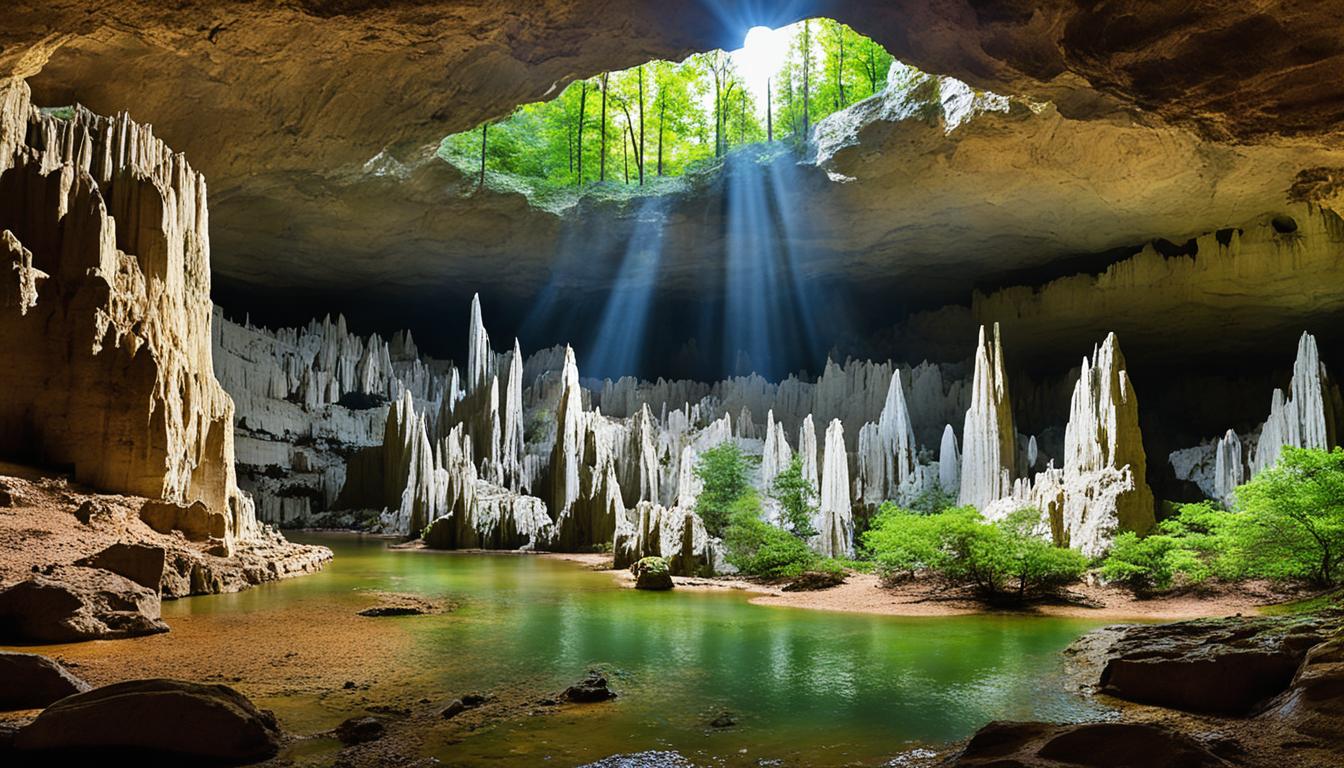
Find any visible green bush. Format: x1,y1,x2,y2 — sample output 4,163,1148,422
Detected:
770,456,818,538
863,505,1086,600
694,442,752,538
1230,446,1344,586
722,493,818,579
1100,502,1226,593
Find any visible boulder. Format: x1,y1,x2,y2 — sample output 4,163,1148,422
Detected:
0,566,167,643
334,716,384,745
782,570,846,592
140,500,228,543
13,679,281,762
1097,616,1336,715
561,671,617,703
953,721,1229,767
74,543,166,592
631,557,673,591
0,652,90,710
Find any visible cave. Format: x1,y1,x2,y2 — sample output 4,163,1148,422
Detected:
1,3,1343,767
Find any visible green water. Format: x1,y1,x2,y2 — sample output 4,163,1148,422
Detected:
166,533,1115,766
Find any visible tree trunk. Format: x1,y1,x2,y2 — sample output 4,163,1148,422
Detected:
713,63,722,158
657,87,665,176
637,66,645,185
835,22,846,107
577,81,587,187
622,126,629,183
599,72,609,182
767,78,773,142
802,19,811,139
478,122,487,189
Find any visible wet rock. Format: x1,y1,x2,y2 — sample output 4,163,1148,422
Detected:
13,679,281,761
0,652,90,710
334,716,384,745
782,570,845,592
74,543,166,592
706,711,736,729
0,566,168,643
1097,615,1339,714
631,557,673,591
579,751,695,768
1261,629,1344,748
440,693,489,719
139,500,228,543
562,671,617,703
953,721,1229,767
357,606,425,617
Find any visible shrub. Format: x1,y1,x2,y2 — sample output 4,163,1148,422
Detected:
863,505,1086,600
694,443,751,538
723,493,817,579
1230,446,1344,586
1101,502,1226,593
770,456,818,538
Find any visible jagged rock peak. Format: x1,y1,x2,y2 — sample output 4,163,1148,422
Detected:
938,424,960,493
1252,332,1341,474
1214,429,1244,507
817,419,853,559
466,292,491,394
959,323,1015,511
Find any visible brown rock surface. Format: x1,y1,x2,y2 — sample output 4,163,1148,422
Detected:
73,542,165,592
12,678,281,762
951,721,1230,767
0,566,168,643
0,651,89,710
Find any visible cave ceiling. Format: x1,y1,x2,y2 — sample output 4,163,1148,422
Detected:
4,0,1344,365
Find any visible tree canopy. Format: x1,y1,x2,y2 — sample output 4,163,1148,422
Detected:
438,18,895,198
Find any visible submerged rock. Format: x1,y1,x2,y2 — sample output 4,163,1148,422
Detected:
357,606,426,617
579,751,695,768
561,671,617,703
440,692,489,720
0,566,167,643
13,679,281,761
631,557,673,591
0,652,90,711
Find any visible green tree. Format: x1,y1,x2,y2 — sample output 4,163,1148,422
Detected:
694,442,751,537
770,456,817,538
1232,446,1344,586
723,493,817,579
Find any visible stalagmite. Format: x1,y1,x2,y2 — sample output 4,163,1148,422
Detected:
817,419,853,558
799,415,819,494
501,338,526,489
878,370,918,487
959,324,1016,511
938,424,960,493
466,293,491,394
549,346,585,518
1213,429,1244,506
1251,332,1340,474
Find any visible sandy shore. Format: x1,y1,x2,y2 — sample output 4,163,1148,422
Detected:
542,552,1300,621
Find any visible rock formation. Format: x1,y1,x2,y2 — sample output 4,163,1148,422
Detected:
990,334,1154,556
938,424,960,493
816,419,853,558
0,79,259,549
959,324,1015,512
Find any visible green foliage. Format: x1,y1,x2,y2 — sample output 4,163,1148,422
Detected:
770,456,818,538
722,493,818,579
438,18,894,193
908,485,957,516
694,442,752,538
1230,446,1344,586
863,505,1086,601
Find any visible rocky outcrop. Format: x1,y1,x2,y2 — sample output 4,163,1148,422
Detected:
0,566,167,643
613,501,721,577
938,424,960,493
73,542,165,592
630,556,674,590
959,324,1015,512
0,652,89,710
1262,628,1344,749
951,721,1229,768
13,679,281,761
0,79,257,547
1096,615,1340,715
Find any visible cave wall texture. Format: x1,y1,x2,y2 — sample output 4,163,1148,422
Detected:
3,0,1344,476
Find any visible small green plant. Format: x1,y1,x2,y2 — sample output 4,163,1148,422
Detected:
694,442,751,538
770,456,818,538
